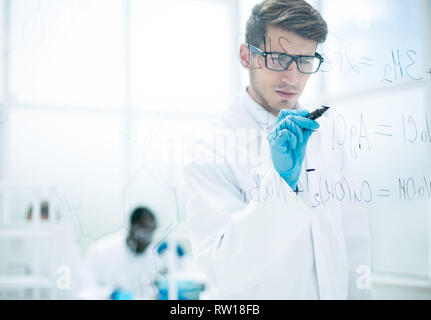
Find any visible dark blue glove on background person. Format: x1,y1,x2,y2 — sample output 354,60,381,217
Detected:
268,109,320,190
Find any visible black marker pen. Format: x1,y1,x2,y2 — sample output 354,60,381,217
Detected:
306,106,330,120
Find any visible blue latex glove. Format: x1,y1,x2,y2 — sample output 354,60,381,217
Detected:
110,287,133,300
268,109,320,190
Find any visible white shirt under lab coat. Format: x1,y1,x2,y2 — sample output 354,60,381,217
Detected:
82,230,162,299
183,88,373,299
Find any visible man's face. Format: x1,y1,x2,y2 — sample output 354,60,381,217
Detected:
128,218,156,254
240,25,317,116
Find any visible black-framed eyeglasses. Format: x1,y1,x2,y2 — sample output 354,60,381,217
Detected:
247,44,324,74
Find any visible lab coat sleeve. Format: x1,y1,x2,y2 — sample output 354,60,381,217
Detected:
184,139,316,297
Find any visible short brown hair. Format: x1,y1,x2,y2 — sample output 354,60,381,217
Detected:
245,0,328,48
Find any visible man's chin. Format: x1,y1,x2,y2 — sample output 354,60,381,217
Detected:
275,102,296,111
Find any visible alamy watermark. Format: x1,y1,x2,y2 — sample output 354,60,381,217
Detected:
152,127,273,168
356,264,371,290
56,264,71,290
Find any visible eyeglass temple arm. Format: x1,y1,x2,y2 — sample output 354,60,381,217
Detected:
247,44,265,56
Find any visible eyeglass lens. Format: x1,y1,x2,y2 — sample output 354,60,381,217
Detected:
267,53,320,73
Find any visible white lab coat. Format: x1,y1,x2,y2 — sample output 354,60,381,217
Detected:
183,88,372,299
81,230,163,299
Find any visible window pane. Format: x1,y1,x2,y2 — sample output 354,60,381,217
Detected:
6,109,126,246
10,0,125,108
131,0,232,113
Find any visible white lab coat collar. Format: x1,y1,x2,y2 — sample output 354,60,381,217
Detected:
241,87,278,130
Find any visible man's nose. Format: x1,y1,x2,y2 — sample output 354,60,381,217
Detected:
279,60,299,86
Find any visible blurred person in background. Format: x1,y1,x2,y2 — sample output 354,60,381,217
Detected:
80,206,164,300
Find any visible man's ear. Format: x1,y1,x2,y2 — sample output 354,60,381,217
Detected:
239,44,251,69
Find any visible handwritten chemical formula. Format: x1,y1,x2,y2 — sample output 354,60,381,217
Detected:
311,175,431,208
243,173,431,209
322,33,430,85
326,112,431,159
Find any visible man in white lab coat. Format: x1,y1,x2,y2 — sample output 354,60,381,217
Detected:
80,207,163,299
183,0,372,299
